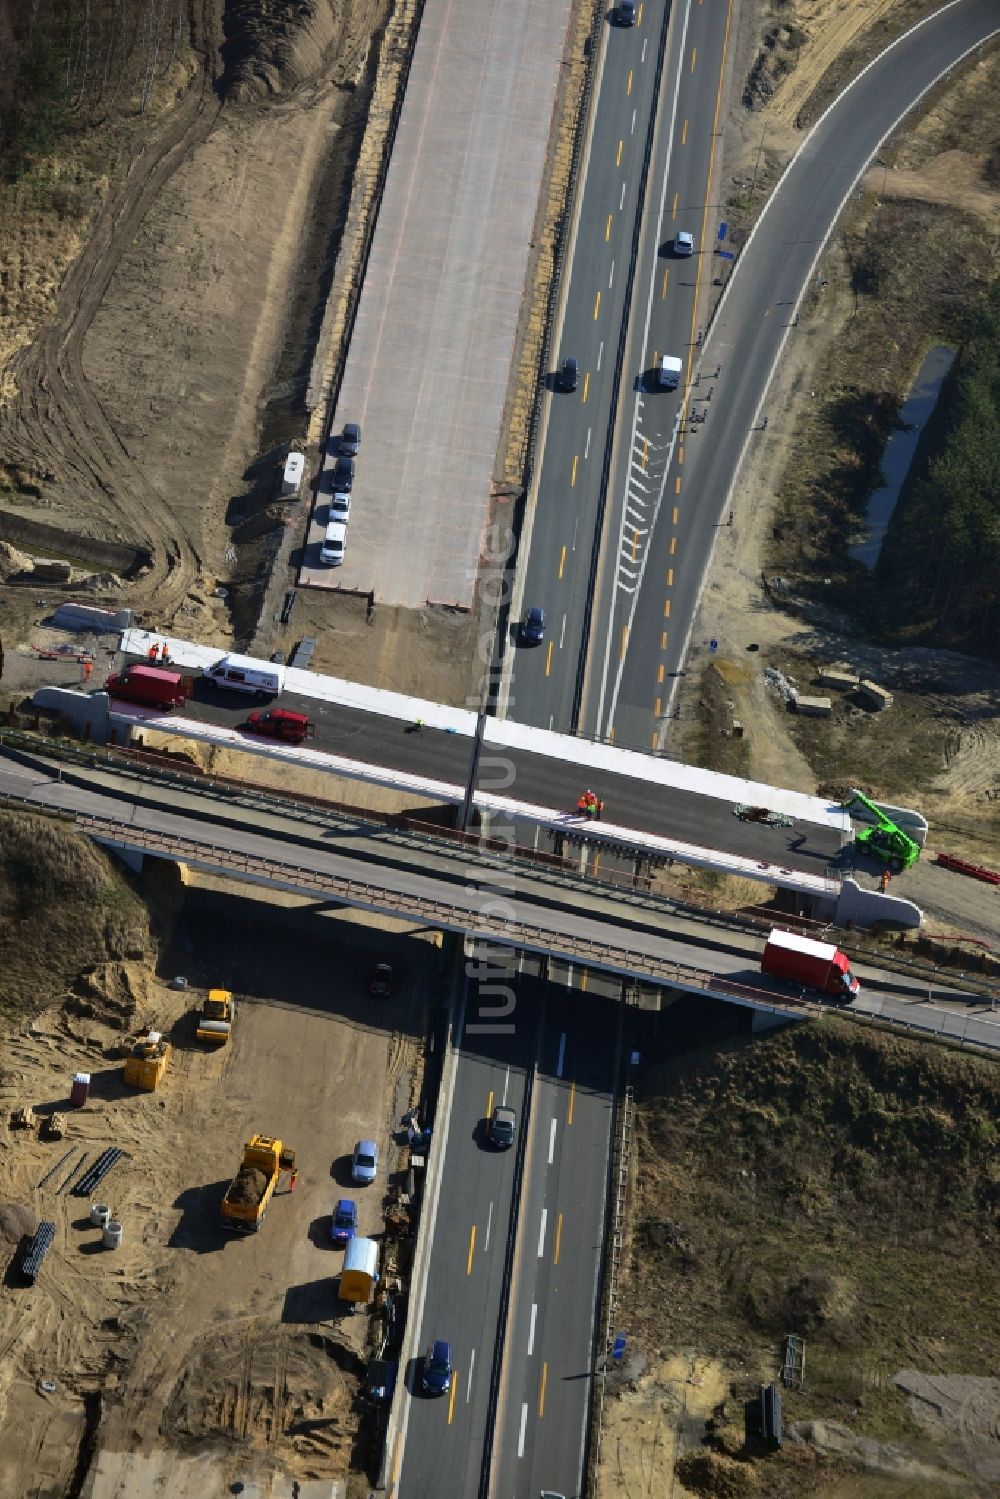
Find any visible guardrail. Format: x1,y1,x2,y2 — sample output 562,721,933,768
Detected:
34,803,987,1056
2,733,996,1004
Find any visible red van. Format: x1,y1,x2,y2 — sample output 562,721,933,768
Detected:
106,664,187,710
244,708,314,744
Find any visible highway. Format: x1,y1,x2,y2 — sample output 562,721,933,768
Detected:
391,957,620,1499
598,0,1000,751
508,0,1000,751
511,0,693,735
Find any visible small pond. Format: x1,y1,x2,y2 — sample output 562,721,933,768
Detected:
849,342,956,570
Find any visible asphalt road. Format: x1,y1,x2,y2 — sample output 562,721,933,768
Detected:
592,0,1000,750
2,749,994,1050
506,0,1000,751
511,0,687,735
393,958,620,1499
490,980,619,1499
123,683,845,878
395,969,534,1499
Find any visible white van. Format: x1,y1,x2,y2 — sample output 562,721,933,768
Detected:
203,653,285,697
320,520,347,567
657,355,683,391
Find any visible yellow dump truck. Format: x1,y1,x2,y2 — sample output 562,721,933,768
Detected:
123,1031,172,1091
221,1134,294,1233
197,988,235,1044
340,1236,380,1306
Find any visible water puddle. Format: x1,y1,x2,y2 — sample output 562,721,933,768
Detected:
850,342,956,569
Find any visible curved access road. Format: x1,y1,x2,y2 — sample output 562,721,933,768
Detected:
589,0,1000,749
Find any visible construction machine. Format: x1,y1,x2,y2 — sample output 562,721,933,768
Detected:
842,791,920,873
221,1135,295,1232
197,988,235,1045
123,1031,172,1090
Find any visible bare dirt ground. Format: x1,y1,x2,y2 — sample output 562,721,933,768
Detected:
0,855,435,1498
0,0,401,651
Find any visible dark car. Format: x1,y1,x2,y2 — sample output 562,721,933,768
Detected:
340,421,361,456
422,1340,453,1395
330,1198,358,1246
557,356,579,392
520,607,545,645
489,1104,516,1149
333,455,355,491
369,962,393,997
619,0,637,24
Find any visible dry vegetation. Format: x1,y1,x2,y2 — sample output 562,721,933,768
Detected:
621,1006,1000,1496
0,809,151,1018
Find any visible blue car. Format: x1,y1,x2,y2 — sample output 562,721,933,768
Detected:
422,1340,453,1395
330,1198,358,1246
520,607,545,646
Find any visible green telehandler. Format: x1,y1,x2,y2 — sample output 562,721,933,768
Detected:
842,790,920,873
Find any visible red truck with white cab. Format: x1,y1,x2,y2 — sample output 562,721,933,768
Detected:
761,928,859,1001
105,663,188,710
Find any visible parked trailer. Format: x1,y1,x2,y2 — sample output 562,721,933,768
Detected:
761,928,859,1001
340,1236,379,1305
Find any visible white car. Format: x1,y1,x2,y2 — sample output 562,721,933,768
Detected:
330,489,351,522
674,231,694,257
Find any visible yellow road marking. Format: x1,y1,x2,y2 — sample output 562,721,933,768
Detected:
558,544,566,580
681,118,688,145
669,536,677,557
667,568,673,586
638,2,644,23
592,853,600,878
545,641,554,677
678,443,684,464
626,69,633,96
486,1090,494,1121
467,1225,476,1276
690,46,697,71
391,1434,403,1483
641,438,648,470
631,528,639,562
448,1373,458,1424
661,266,669,299
593,290,601,319
571,454,578,486
664,599,671,617
608,726,616,744
553,1214,563,1266
581,970,588,992
671,191,678,219
654,696,661,717
568,1081,576,1124
672,506,680,524
582,371,590,403
616,139,623,167
674,476,682,495
539,1362,549,1418
661,631,668,649
605,213,613,241
620,624,628,661
651,730,658,748
658,663,665,684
